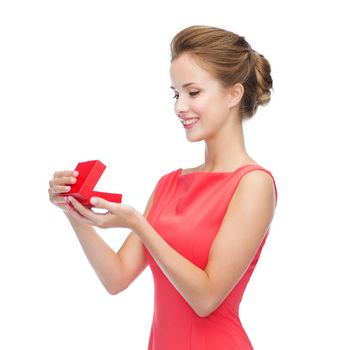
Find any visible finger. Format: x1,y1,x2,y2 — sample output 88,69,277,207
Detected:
52,195,68,204
59,175,78,186
89,197,116,212
49,175,77,188
53,170,79,179
50,185,72,194
68,196,100,222
64,204,95,225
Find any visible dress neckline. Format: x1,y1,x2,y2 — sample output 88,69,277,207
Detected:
177,163,261,177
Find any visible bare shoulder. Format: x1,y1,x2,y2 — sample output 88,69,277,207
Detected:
180,165,202,175
236,168,277,207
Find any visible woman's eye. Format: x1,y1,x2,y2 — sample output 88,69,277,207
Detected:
173,92,199,99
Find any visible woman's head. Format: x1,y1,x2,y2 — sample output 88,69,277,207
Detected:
170,25,273,121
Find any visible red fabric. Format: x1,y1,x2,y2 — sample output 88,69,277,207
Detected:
143,164,278,349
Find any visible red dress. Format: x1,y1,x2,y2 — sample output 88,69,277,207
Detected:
143,164,278,349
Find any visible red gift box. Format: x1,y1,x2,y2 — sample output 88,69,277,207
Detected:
62,160,122,208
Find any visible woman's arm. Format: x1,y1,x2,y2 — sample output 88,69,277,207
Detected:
49,168,153,295
132,170,276,317
64,185,156,294
65,213,128,294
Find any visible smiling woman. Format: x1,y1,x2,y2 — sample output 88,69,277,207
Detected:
136,25,276,349
48,24,277,350
170,26,273,122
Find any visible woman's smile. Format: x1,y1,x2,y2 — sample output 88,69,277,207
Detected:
180,117,200,129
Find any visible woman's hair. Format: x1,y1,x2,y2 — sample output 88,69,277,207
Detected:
170,25,273,120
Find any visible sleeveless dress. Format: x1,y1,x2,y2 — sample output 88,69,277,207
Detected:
143,164,278,350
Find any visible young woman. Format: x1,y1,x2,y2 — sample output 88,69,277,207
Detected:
48,25,278,349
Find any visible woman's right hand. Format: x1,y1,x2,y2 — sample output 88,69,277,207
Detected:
48,170,79,210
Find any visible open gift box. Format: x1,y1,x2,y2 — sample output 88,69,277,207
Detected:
61,160,122,208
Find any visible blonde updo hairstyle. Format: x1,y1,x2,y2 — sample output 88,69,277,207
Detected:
170,25,273,120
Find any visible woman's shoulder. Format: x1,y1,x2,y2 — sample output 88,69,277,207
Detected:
179,160,261,176
156,167,181,182
179,165,202,176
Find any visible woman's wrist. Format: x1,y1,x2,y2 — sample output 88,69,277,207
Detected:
130,210,147,233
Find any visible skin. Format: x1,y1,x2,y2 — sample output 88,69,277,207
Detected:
48,52,276,317
170,52,257,173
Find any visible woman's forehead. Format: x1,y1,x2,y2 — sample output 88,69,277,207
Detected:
170,58,215,87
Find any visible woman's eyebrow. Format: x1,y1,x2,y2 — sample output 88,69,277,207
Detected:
170,82,197,89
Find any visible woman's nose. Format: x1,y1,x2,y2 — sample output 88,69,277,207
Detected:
174,95,190,115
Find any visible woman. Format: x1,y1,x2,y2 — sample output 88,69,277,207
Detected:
48,25,278,349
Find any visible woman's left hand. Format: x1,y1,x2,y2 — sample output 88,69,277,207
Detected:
65,196,141,230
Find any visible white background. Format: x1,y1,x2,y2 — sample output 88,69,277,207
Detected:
1,0,349,349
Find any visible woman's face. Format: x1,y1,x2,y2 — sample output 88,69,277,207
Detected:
170,53,239,141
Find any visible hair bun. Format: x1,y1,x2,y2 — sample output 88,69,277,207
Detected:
170,25,274,119
252,51,273,107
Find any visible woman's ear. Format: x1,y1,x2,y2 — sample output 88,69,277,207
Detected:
228,83,244,109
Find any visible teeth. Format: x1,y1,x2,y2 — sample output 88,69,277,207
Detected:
181,118,199,125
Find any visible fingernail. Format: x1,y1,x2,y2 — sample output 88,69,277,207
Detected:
73,171,79,176
90,197,97,205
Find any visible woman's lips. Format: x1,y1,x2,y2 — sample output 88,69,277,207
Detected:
182,118,200,129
